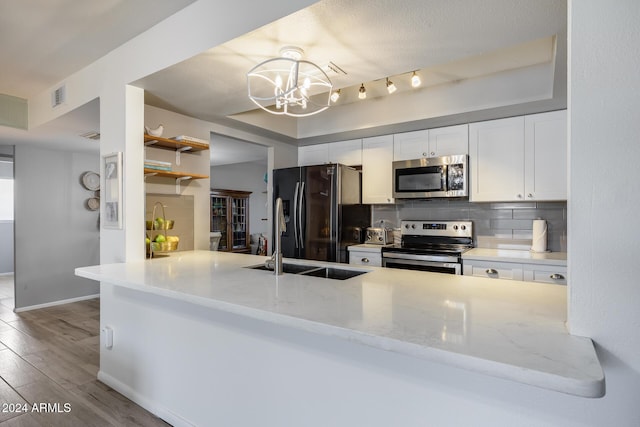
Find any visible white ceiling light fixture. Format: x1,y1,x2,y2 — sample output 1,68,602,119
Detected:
411,71,421,88
358,83,367,100
247,46,333,117
386,77,397,94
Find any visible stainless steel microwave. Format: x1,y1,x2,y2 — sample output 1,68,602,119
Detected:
392,154,468,199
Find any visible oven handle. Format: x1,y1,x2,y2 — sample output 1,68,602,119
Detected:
382,252,459,263
382,257,461,274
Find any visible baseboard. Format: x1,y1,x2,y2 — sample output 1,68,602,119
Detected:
97,371,196,427
14,293,99,312
0,272,14,276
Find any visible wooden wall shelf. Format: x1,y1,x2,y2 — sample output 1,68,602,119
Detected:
144,134,209,152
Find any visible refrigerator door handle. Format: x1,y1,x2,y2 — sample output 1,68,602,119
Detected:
293,182,300,249
299,181,305,249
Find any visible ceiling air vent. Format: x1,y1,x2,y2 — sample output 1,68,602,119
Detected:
51,84,66,108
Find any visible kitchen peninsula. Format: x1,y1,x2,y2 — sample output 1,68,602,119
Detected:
76,251,603,427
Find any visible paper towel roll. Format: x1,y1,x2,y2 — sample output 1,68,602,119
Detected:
531,219,548,252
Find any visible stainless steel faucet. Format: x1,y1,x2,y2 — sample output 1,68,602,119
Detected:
266,197,286,275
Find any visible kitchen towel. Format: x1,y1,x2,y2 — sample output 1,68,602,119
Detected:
531,219,548,252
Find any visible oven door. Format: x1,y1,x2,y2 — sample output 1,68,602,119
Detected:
382,253,462,274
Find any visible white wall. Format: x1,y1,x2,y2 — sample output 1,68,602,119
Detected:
567,0,640,424
14,145,99,309
210,161,269,237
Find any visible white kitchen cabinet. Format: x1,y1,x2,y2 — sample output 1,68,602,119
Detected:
469,116,525,202
298,144,329,166
393,124,468,161
362,135,394,204
524,110,567,201
469,111,567,202
328,139,362,166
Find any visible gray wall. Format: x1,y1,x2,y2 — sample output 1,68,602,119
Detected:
373,200,566,252
210,161,269,236
14,145,100,309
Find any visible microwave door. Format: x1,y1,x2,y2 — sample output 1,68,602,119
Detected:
395,166,444,196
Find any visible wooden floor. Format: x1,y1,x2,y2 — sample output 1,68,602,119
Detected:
0,298,170,426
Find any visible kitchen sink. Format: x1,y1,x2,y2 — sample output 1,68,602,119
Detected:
247,263,320,274
300,267,367,280
246,263,368,280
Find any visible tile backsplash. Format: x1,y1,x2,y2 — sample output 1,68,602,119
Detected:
371,199,567,252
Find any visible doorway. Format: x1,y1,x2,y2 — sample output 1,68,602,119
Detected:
0,146,14,309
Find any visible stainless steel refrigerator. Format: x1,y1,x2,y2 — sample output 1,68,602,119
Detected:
273,164,371,263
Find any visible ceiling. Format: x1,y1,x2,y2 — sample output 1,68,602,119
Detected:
0,0,567,163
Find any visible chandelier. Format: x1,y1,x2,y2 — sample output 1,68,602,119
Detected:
247,46,333,117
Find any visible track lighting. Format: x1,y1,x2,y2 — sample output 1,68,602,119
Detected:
411,71,421,88
330,89,341,103
386,78,397,94
358,84,367,100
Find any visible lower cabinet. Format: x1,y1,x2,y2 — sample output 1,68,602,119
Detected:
463,259,567,285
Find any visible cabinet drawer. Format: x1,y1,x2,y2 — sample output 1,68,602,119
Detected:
523,266,567,285
463,260,523,280
349,251,382,267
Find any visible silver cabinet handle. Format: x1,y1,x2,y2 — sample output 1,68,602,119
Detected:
550,273,565,280
361,258,370,263
527,193,533,198
516,194,523,199
486,268,498,275
430,151,435,156
422,152,427,157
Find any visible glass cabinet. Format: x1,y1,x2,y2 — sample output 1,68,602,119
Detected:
210,189,251,253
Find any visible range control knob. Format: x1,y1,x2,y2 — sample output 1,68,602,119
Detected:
378,236,383,241
461,225,466,231
411,224,416,229
405,224,410,229
453,225,459,230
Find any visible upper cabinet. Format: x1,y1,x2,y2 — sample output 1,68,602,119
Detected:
298,144,329,166
362,135,394,204
469,111,567,202
328,139,362,166
393,124,468,161
524,110,567,201
298,140,362,166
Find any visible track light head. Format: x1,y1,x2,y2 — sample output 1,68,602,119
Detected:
358,84,367,100
411,71,421,88
386,78,397,94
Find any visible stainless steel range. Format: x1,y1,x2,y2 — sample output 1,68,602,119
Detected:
381,220,473,274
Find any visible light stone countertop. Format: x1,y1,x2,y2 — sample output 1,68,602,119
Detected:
75,250,602,398
463,248,568,266
347,243,392,252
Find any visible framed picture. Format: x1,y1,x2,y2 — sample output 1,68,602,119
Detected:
103,152,123,229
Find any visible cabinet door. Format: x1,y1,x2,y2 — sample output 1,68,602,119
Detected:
469,116,525,202
428,124,469,157
298,144,329,166
393,129,429,161
524,110,567,201
328,139,362,166
362,135,394,204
